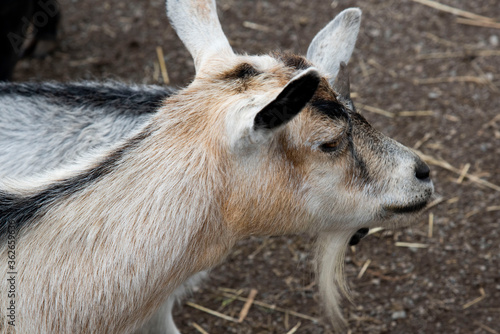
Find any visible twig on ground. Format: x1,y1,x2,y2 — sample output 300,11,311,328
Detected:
238,289,258,322
192,322,210,334
243,21,271,32
415,149,500,192
152,62,160,82
414,133,432,150
456,163,471,184
413,76,487,85
474,321,500,334
357,104,395,118
471,62,499,93
367,59,397,78
186,302,239,322
357,259,372,279
398,110,435,117
465,210,480,218
462,287,486,309
156,46,170,85
367,227,384,235
457,18,500,30
286,322,302,334
218,290,320,323
424,196,446,211
221,288,244,308
411,0,496,22
364,269,412,282
428,213,434,238
417,50,500,59
423,32,477,49
248,238,271,260
395,242,429,248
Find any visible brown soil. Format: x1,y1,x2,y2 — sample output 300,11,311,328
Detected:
12,0,500,333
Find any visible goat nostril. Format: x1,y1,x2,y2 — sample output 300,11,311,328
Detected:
415,161,431,181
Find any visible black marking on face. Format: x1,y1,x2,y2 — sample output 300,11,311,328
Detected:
0,127,152,242
311,99,349,121
346,112,381,187
311,101,373,186
348,138,371,183
221,63,261,80
0,82,174,116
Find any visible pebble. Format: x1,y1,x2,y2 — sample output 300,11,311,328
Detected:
392,310,407,320
490,35,499,47
370,29,381,37
428,91,441,99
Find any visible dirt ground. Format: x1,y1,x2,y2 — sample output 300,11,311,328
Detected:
12,0,500,333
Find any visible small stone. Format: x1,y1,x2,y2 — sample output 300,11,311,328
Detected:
489,35,499,47
298,17,309,26
428,91,441,99
370,29,381,37
392,310,407,320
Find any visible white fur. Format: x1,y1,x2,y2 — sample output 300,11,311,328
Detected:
166,0,234,70
307,8,362,84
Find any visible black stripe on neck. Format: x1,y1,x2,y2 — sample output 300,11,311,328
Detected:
0,82,175,116
0,127,151,241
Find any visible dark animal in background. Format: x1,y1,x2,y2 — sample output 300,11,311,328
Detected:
0,0,60,81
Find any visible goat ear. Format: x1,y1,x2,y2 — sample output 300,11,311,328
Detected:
254,68,320,131
306,8,361,86
166,0,234,72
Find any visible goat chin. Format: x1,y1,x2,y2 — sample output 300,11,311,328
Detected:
315,230,353,331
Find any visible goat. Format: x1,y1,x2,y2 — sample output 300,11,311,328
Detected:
0,0,434,332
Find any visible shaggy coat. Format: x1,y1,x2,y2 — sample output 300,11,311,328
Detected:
0,1,433,332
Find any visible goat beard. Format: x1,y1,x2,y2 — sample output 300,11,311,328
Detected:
315,230,353,331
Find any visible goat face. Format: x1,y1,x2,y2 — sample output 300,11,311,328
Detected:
166,1,433,328
165,2,433,237
189,53,434,238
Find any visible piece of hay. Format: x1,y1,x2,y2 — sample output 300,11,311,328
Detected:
411,0,496,22
457,18,500,30
462,288,486,309
357,103,395,118
156,46,170,85
395,242,429,248
186,302,239,323
428,213,434,238
238,289,258,322
192,322,210,334
357,259,372,279
286,322,302,334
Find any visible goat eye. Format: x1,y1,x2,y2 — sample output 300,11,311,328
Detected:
320,138,342,153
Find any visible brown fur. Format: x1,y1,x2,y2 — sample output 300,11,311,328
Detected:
0,4,433,330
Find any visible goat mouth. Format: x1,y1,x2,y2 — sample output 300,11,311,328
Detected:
384,200,429,214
